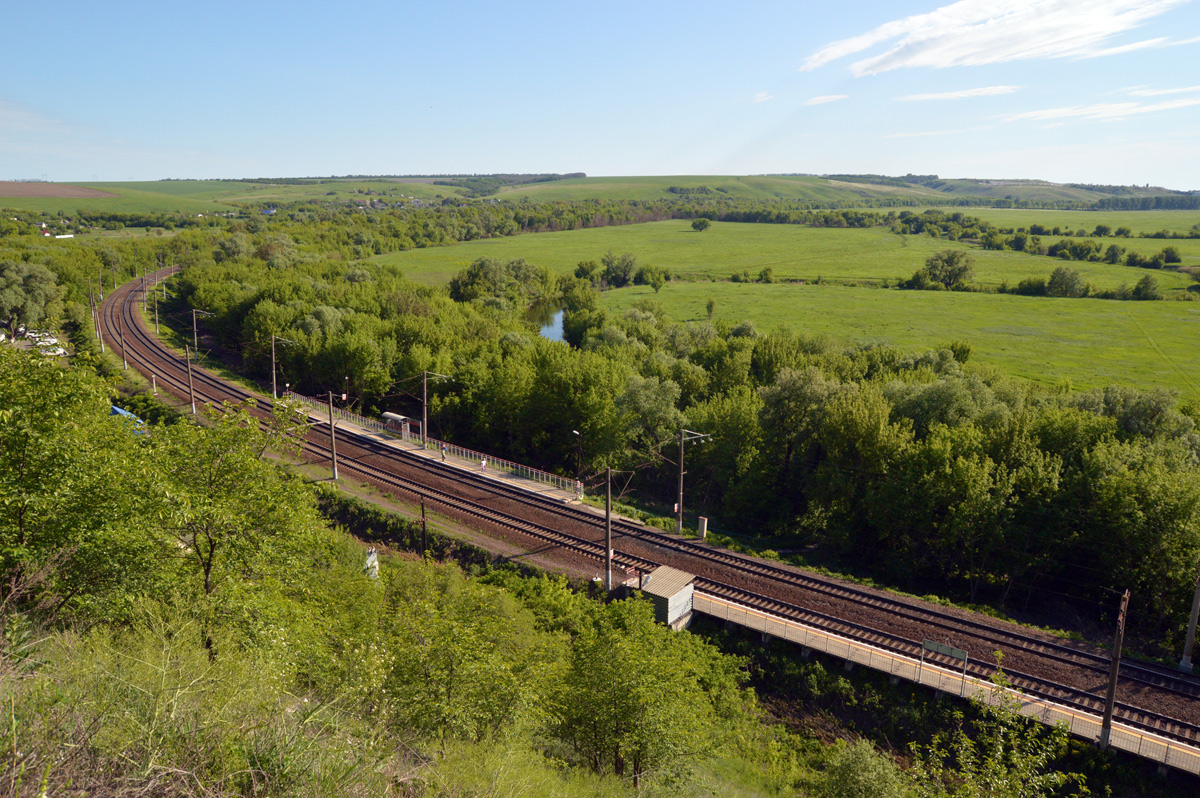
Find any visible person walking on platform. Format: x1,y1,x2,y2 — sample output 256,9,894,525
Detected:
441,442,447,461
481,458,487,474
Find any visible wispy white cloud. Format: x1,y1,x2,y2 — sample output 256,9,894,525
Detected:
801,0,1189,77
1129,84,1200,96
881,127,989,139
1082,36,1170,57
896,85,1021,101
753,91,774,104
998,97,1200,122
804,94,848,106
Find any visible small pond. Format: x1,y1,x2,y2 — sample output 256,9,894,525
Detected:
527,302,564,342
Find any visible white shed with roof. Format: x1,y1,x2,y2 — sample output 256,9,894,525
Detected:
637,566,695,630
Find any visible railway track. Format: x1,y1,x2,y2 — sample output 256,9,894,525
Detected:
100,269,1200,748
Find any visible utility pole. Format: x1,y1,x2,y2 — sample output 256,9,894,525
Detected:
328,391,339,481
421,371,451,448
185,345,196,414
605,466,612,591
1100,589,1131,748
1182,567,1200,673
270,336,295,399
676,429,711,534
191,309,214,361
154,287,159,334
151,373,157,396
97,264,104,302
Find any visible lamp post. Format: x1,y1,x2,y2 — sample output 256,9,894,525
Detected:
676,429,711,535
572,429,582,482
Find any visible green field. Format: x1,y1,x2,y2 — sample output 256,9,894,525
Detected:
491,174,947,202
372,219,1200,395
931,207,1200,236
6,175,1198,218
0,178,464,214
602,281,1200,396
373,219,1196,291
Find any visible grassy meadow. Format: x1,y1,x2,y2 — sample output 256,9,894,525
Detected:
0,178,464,214
935,206,1200,236
374,219,1197,291
372,219,1200,395
603,281,1200,396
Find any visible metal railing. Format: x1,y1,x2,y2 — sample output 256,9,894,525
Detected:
695,592,1200,776
281,391,582,498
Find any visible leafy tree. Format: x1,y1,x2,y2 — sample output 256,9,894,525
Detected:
924,251,974,289
910,673,1086,797
1102,243,1125,264
600,251,639,288
706,298,716,319
553,598,743,786
0,347,166,620
1161,245,1182,264
149,405,320,599
691,217,711,232
1131,274,1162,300
818,740,907,798
383,564,548,748
1045,266,1088,298
0,260,64,335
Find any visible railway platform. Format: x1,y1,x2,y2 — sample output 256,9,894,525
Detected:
281,391,583,505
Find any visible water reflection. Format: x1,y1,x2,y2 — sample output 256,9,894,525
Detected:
527,302,564,342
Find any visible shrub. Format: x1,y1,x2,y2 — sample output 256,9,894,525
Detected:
1046,266,1088,298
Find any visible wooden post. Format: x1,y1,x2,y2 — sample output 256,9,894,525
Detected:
421,498,428,561
185,345,196,414
1100,590,1131,747
151,373,157,396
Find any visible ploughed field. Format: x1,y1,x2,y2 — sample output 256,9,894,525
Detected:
102,271,1200,739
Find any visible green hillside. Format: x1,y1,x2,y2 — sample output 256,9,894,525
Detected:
373,219,1197,291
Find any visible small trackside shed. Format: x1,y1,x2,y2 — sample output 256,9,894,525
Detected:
638,566,695,630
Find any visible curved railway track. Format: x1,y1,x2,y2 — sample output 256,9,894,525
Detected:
101,269,1200,749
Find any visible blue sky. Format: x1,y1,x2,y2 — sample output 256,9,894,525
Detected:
2,0,1198,188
